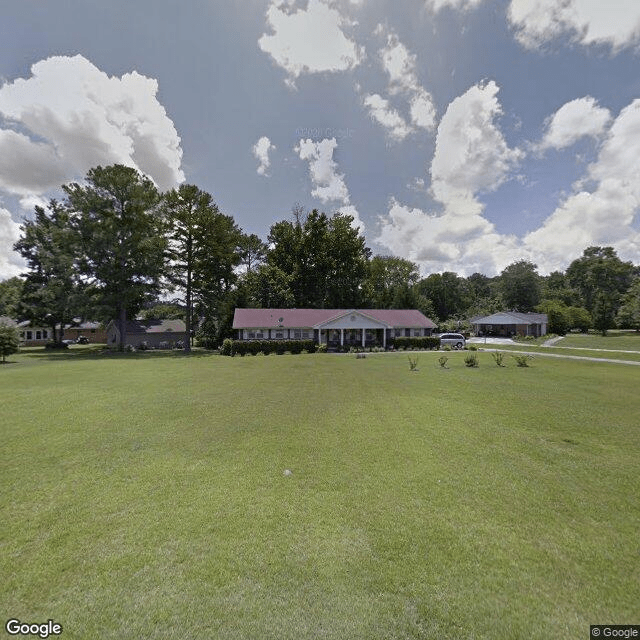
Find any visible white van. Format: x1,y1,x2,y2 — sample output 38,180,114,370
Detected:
439,333,466,349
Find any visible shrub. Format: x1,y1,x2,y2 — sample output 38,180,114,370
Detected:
467,344,478,351
220,338,234,356
442,345,452,352
317,343,328,353
492,352,505,367
0,324,20,362
393,336,440,351
408,355,419,371
438,355,449,368
464,353,479,367
513,354,533,367
44,341,69,350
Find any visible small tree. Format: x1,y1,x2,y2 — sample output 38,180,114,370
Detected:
0,324,19,363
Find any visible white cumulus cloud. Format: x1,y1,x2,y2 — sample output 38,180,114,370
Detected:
524,98,640,271
364,30,436,139
538,97,612,152
508,0,640,52
425,0,485,12
363,93,413,141
0,55,184,197
258,0,364,86
295,137,364,232
0,207,23,280
430,80,523,215
253,136,275,176
376,81,524,275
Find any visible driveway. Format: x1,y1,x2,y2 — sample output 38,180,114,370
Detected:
467,336,516,345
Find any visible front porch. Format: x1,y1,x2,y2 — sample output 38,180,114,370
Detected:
320,328,389,350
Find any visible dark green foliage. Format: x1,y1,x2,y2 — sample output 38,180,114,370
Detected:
464,353,479,367
0,277,24,318
138,304,184,321
63,165,167,349
407,355,419,371
393,336,440,350
513,354,533,367
13,200,82,343
492,352,505,367
438,355,449,368
498,260,541,311
416,272,469,321
616,278,640,330
220,338,234,356
44,342,69,350
221,339,316,356
362,256,420,308
566,246,634,314
267,209,370,308
0,324,19,362
242,264,295,308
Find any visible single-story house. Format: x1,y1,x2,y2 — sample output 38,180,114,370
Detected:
106,319,186,349
232,308,437,349
17,320,53,346
471,312,548,337
64,321,107,343
16,319,107,346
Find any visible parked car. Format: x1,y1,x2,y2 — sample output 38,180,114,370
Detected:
439,333,466,349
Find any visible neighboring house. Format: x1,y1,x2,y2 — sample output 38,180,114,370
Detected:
17,321,52,346
233,308,436,349
16,319,107,345
471,312,548,337
64,321,108,343
106,319,186,349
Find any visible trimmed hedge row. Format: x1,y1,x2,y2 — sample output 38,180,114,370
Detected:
393,336,440,350
221,338,316,356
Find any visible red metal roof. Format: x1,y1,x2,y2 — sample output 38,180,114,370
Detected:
232,308,436,329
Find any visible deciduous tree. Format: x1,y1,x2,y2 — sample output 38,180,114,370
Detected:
63,165,167,350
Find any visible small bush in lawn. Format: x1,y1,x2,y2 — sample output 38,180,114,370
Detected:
408,355,419,371
356,352,366,359
467,344,478,351
492,352,505,367
513,354,533,367
220,338,233,356
464,353,478,367
438,355,449,368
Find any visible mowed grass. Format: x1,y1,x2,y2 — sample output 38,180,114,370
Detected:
1,350,639,639
556,331,640,351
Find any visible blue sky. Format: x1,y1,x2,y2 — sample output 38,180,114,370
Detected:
2,0,640,279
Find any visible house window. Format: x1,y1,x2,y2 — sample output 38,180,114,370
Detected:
275,331,284,339
36,331,42,340
247,331,256,339
26,331,32,340
413,329,422,337
293,330,309,339
20,332,25,339
43,330,48,339
255,331,264,339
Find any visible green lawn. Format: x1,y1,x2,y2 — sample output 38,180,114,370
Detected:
556,331,640,351
1,349,639,639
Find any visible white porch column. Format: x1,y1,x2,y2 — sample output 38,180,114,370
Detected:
340,328,344,346
361,328,366,347
383,328,386,349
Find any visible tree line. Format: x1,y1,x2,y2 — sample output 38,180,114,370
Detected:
1,164,640,350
